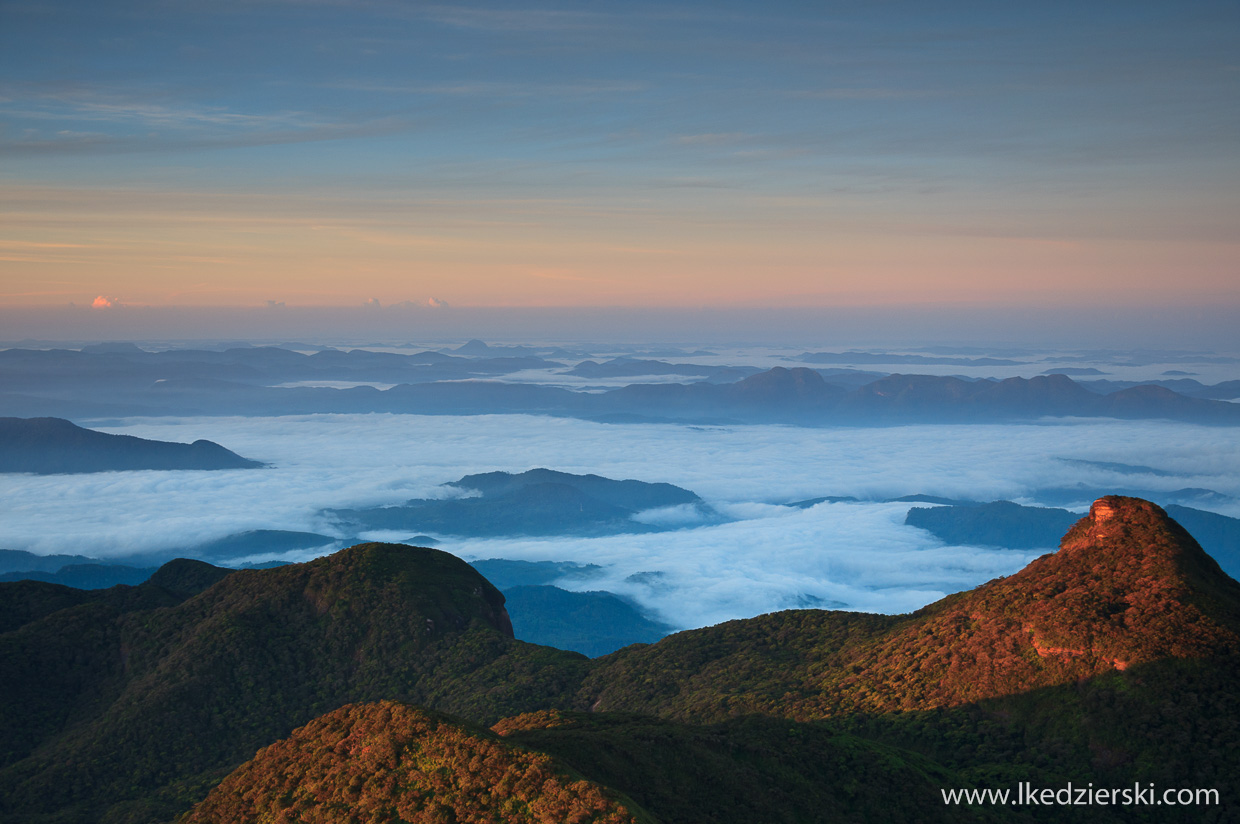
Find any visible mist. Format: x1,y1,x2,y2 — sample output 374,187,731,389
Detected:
2,413,1236,629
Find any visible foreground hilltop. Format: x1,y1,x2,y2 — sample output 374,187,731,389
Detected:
580,495,1240,720
2,497,1236,822
181,702,648,824
0,545,587,824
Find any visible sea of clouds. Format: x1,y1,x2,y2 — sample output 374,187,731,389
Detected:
2,413,1237,630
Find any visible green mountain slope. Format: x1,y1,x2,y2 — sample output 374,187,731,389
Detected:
182,701,649,824
579,497,1240,720
4,498,1237,823
0,545,586,824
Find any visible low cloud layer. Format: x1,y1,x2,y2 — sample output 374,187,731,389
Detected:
1,414,1236,629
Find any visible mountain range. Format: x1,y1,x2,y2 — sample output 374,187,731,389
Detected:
3,343,1239,425
1,497,1236,822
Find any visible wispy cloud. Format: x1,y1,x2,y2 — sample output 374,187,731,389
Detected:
785,87,941,100
674,132,752,145
0,84,413,156
418,5,617,33
326,79,644,98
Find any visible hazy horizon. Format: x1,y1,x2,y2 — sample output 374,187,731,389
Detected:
3,304,1239,351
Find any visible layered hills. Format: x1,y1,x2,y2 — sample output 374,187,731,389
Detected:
0,416,262,473
0,545,587,824
3,498,1238,823
3,344,1238,425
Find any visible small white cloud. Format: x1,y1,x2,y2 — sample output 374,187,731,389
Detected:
426,297,449,309
90,295,120,309
631,503,712,527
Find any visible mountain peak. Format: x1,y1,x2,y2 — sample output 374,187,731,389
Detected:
582,495,1240,719
1057,495,1229,578
1067,494,1178,545
182,701,645,824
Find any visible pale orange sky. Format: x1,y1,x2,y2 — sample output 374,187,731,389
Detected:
4,181,1237,311
3,3,1237,317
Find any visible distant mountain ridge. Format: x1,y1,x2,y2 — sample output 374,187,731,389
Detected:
0,417,263,473
3,345,1239,424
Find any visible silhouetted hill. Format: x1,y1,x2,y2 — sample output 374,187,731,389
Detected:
797,351,1023,366
330,469,709,538
468,558,603,589
0,417,263,473
504,586,673,657
568,358,760,383
598,366,848,424
0,561,156,588
451,468,701,510
144,558,234,598
837,373,1099,422
906,500,1080,548
0,548,99,574
177,528,340,563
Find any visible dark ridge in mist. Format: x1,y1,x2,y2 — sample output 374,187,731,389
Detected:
0,417,263,473
329,469,712,538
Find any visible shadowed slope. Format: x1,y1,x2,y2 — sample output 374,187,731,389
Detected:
0,544,587,824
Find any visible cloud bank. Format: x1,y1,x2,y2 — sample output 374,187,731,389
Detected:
0,413,1235,629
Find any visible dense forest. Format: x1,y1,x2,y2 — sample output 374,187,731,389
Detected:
0,497,1236,822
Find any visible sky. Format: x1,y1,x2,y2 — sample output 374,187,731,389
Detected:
2,1,1238,336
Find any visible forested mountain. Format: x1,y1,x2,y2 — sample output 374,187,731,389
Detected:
2,498,1236,822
